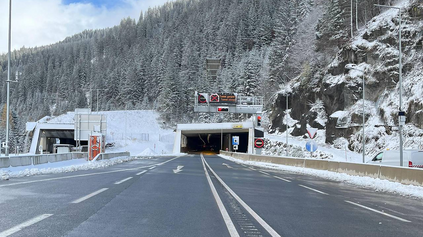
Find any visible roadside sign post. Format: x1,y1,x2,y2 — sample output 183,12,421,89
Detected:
254,138,264,155
232,136,239,152
306,127,318,157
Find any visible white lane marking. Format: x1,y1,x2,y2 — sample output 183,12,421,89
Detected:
249,168,256,171
71,188,109,204
345,201,411,223
0,155,184,188
298,185,329,195
259,171,270,176
173,165,184,174
273,176,292,183
201,156,239,237
201,154,281,237
136,170,147,176
149,166,156,170
0,214,53,237
222,163,233,169
115,177,133,185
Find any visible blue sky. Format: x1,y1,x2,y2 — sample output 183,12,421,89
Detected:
63,0,122,8
0,0,172,53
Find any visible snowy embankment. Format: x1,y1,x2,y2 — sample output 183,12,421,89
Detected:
265,132,364,163
220,154,423,199
0,156,136,180
0,110,177,180
42,110,176,156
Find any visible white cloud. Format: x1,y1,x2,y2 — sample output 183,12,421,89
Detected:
0,0,172,54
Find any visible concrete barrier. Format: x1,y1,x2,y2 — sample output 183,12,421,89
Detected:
337,162,380,179
100,152,130,160
9,156,32,167
379,166,423,186
0,158,10,168
0,153,88,169
220,151,423,186
304,159,329,170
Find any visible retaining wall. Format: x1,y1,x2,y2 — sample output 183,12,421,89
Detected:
220,151,423,186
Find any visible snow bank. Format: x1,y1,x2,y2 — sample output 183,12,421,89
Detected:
220,154,423,199
0,156,135,180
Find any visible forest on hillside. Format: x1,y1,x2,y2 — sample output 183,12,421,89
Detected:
0,0,392,149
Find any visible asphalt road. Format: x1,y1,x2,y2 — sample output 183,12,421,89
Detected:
0,154,422,237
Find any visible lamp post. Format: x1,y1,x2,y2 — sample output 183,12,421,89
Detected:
5,0,12,157
345,64,366,163
374,4,404,166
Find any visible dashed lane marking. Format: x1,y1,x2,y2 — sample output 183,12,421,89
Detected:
273,176,292,183
0,214,53,237
114,177,133,185
136,170,147,176
299,185,329,195
345,200,411,223
71,188,109,204
0,155,184,188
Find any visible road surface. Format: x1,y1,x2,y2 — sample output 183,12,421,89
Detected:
0,154,422,237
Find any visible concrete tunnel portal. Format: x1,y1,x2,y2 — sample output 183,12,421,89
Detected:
173,122,262,154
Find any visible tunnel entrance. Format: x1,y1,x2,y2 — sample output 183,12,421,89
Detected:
182,132,249,154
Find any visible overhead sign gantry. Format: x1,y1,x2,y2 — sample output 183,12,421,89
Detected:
194,92,263,114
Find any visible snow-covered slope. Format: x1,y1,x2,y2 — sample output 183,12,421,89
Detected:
41,110,175,156
270,0,423,159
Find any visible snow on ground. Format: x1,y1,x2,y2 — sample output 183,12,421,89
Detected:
265,132,364,163
41,110,176,156
219,154,423,199
0,156,137,180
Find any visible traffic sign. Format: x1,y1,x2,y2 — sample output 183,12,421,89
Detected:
232,136,239,145
254,138,264,148
198,94,207,103
306,141,318,152
210,94,219,102
233,145,238,151
307,128,318,139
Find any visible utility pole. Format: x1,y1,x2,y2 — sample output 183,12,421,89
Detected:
286,93,289,156
356,0,359,30
351,0,354,38
375,4,404,166
5,0,12,157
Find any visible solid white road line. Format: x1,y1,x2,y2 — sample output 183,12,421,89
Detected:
136,170,147,176
273,176,292,183
0,214,53,237
115,177,133,185
201,156,240,237
0,155,184,188
298,185,329,195
202,154,281,237
149,166,156,170
345,201,411,223
71,188,109,204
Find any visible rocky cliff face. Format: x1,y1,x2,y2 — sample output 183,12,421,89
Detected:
270,1,423,154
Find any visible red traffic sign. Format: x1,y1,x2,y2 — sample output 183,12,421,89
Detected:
198,94,207,103
210,94,219,102
254,138,264,148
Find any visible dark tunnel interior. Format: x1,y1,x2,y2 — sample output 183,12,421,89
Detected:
183,132,248,154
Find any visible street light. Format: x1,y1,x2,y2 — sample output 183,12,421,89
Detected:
374,4,404,166
345,63,366,163
5,0,12,157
